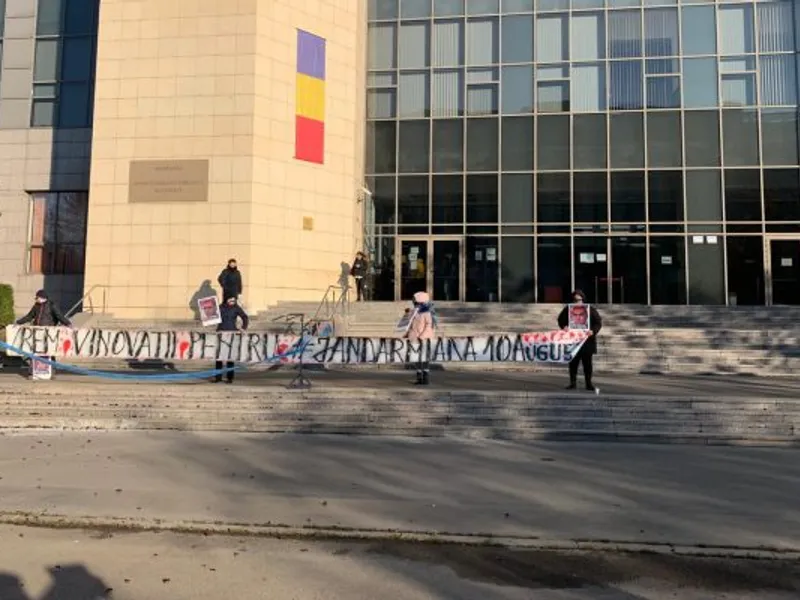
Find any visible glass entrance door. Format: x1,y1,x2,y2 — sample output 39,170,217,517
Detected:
399,240,428,300
769,239,800,305
397,237,463,301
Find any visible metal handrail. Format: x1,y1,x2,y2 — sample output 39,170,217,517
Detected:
65,284,108,319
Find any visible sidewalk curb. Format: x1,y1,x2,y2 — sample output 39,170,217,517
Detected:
2,511,798,561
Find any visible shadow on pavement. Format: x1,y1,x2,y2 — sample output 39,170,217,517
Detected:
0,564,112,600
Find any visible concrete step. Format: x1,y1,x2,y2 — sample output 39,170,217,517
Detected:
0,384,796,444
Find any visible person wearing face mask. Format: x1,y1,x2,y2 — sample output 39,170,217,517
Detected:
16,289,71,328
213,296,249,384
557,289,602,392
16,290,72,379
217,258,243,304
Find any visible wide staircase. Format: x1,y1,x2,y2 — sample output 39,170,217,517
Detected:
56,301,800,377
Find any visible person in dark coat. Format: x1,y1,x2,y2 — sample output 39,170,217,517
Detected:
350,251,368,301
217,259,243,303
557,289,602,392
16,289,72,328
214,297,249,384
16,289,72,379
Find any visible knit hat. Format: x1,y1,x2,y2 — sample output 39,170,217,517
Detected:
35,289,48,300
571,289,586,302
413,291,430,304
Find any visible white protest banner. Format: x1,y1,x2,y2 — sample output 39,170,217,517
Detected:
5,326,590,365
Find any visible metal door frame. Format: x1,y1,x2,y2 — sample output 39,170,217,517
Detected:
395,236,465,302
764,234,800,306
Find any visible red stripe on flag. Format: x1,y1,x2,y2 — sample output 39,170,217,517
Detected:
295,115,324,164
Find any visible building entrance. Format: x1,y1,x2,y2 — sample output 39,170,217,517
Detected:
766,237,800,305
396,237,463,302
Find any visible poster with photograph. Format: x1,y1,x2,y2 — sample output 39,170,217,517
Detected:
395,307,418,336
30,356,52,380
567,303,591,331
198,296,222,327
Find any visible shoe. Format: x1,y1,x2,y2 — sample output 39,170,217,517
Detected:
586,383,596,392
566,382,577,390
212,378,221,384
414,373,424,385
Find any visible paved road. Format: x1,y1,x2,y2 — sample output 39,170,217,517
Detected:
0,525,798,600
0,432,798,551
2,366,800,397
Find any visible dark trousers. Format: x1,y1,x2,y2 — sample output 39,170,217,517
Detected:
354,277,365,301
215,361,235,382
569,348,593,385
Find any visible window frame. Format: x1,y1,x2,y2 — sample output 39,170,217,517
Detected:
27,191,89,275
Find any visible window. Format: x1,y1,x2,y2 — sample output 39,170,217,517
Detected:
32,0,99,128
28,192,88,275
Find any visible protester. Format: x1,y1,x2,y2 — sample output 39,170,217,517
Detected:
217,258,243,303
557,289,602,392
350,251,368,301
16,289,72,327
16,289,72,379
405,291,436,385
213,297,249,384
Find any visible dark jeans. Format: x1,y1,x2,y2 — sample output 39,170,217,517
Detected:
354,277,365,301
568,347,593,384
215,361,235,382
416,360,429,375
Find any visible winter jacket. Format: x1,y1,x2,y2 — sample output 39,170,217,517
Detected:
216,303,249,332
16,301,71,327
407,309,434,341
557,304,602,355
350,257,368,279
218,267,243,299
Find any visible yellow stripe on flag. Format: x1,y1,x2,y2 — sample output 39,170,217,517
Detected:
296,73,325,122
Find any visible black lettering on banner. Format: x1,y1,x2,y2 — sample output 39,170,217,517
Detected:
32,328,47,355
345,337,361,365
446,338,462,362
535,344,549,362
430,338,446,362
312,336,331,363
390,337,404,364
246,333,263,363
96,331,110,357
16,328,32,354
45,328,60,353
482,336,496,362
74,330,92,355
188,332,203,360
133,331,151,359
326,337,343,363
495,336,513,362
549,342,563,363
374,338,389,363
217,333,234,361
512,335,526,362
360,337,375,363
110,331,131,356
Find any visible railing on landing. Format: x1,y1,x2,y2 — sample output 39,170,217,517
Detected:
65,285,109,319
311,284,350,335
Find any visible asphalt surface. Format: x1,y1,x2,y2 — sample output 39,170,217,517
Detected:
2,364,800,398
1,432,798,551
0,525,798,600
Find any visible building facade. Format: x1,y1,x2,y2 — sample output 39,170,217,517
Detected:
365,0,800,306
0,0,799,317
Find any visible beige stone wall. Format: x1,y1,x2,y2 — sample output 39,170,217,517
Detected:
84,0,365,318
249,0,366,307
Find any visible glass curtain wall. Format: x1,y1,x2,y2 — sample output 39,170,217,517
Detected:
366,0,800,304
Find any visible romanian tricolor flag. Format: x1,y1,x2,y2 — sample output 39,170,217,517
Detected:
295,29,326,165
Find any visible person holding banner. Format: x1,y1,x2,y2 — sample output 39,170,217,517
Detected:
406,291,435,385
16,289,72,379
557,289,602,392
213,297,249,384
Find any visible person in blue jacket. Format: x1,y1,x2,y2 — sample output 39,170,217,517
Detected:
214,296,248,384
